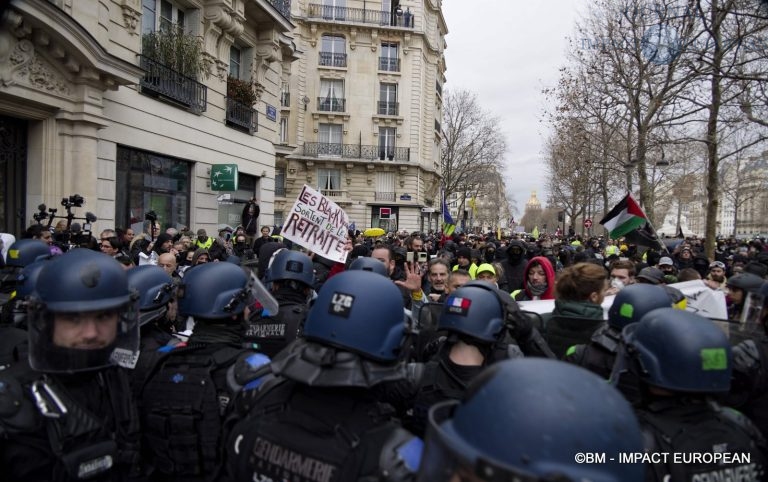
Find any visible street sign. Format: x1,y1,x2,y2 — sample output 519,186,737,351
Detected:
584,218,593,228
210,164,238,191
400,194,412,201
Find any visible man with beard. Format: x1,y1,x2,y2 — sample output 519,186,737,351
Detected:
705,260,728,290
426,258,450,302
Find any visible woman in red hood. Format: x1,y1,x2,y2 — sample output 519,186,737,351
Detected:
512,256,556,301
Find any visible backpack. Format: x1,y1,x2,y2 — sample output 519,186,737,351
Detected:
140,343,247,480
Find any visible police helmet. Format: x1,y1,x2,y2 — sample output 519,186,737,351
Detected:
266,249,314,286
439,281,506,343
303,270,405,362
623,308,732,393
177,262,251,321
348,256,388,277
607,284,672,330
14,259,47,300
418,359,644,482
5,239,50,268
27,249,139,373
727,273,764,294
126,265,175,327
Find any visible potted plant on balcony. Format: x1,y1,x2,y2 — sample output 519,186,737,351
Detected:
227,76,259,107
141,27,211,79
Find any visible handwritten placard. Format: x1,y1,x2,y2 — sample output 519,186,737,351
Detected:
282,185,350,263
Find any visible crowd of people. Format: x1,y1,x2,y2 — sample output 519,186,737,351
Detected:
1,215,768,481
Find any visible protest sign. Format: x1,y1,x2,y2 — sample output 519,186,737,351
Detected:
282,185,350,264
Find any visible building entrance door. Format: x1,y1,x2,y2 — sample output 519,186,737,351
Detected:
0,115,27,236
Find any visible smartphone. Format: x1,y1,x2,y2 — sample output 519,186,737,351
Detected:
406,251,414,263
418,252,428,263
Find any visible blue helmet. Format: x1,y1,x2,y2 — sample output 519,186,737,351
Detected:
5,239,50,268
622,308,732,393
418,359,644,482
439,281,506,343
607,284,672,330
126,265,175,327
27,249,139,373
348,256,388,277
303,270,405,362
266,249,314,286
14,259,48,300
177,262,251,321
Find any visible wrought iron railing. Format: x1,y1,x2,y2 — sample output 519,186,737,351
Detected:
317,96,346,112
308,3,415,28
226,98,258,134
377,101,399,116
266,0,291,20
303,142,410,161
139,55,207,113
375,192,396,201
379,57,401,72
280,92,290,107
321,189,347,199
319,52,347,67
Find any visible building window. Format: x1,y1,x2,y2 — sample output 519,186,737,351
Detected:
320,35,347,67
379,127,396,160
280,82,290,107
116,146,191,233
279,117,289,144
375,172,395,202
319,79,345,112
142,0,185,34
318,168,341,195
380,43,399,71
229,46,242,79
322,0,346,20
319,123,343,157
275,168,286,197
379,82,398,115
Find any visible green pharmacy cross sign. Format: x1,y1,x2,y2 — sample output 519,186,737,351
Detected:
210,164,238,191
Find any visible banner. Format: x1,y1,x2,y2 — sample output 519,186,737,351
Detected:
282,185,350,264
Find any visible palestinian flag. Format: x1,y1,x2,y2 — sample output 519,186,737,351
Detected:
599,194,647,239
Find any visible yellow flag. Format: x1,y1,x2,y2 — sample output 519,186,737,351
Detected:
532,226,539,239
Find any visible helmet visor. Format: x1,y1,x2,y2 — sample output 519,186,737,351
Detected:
28,298,140,373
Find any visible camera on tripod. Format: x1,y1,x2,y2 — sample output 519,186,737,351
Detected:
61,194,85,209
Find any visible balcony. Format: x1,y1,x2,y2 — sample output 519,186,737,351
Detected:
280,92,290,107
377,101,399,116
308,3,415,28
225,98,258,134
267,0,291,20
318,96,346,112
303,142,410,161
375,192,396,202
139,55,207,113
319,52,347,67
379,57,401,72
320,189,351,204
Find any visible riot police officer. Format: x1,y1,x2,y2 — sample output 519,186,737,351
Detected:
0,249,143,481
245,249,313,357
417,358,645,481
225,270,420,481
620,308,768,481
565,283,672,380
138,261,263,482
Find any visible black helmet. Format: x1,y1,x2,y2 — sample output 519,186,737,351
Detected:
348,256,388,277
418,359,644,482
727,273,764,294
607,284,671,330
28,249,139,373
622,308,731,393
439,281,506,343
177,262,251,321
303,270,406,362
126,265,175,327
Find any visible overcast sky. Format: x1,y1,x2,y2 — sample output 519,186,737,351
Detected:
441,0,587,215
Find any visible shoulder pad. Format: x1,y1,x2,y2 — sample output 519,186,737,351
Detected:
233,352,272,388
0,373,39,434
379,428,423,481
